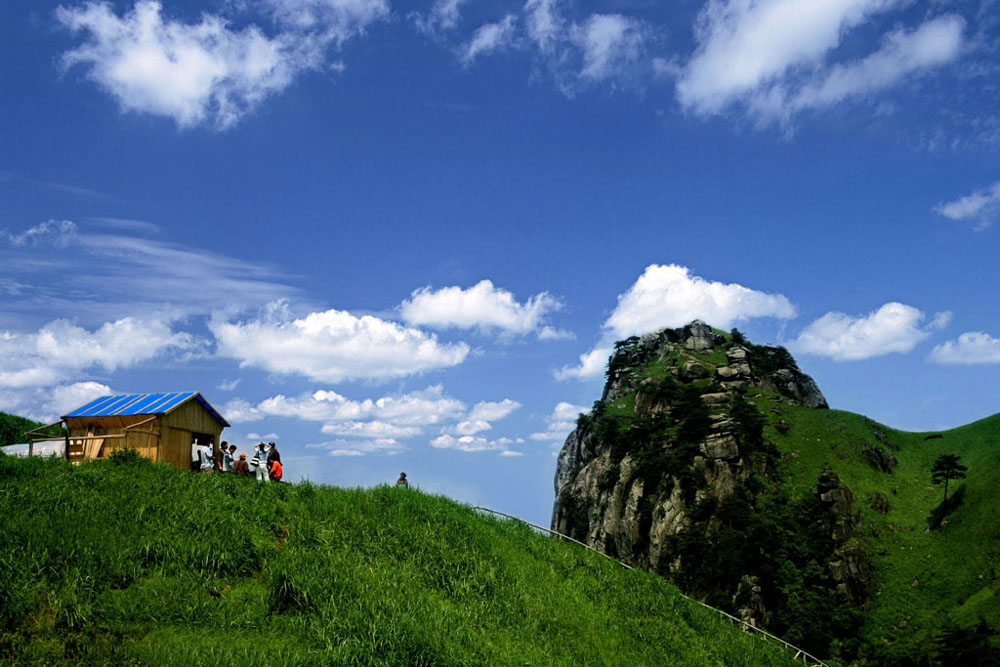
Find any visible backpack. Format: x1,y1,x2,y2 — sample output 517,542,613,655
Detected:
250,456,260,467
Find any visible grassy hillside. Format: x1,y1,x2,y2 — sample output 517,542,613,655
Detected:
767,402,1000,663
0,453,801,666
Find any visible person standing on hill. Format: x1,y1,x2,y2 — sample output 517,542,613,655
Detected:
396,472,408,488
199,441,215,472
251,442,268,483
190,439,200,472
221,441,234,472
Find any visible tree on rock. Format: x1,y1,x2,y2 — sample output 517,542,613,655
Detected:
931,454,968,504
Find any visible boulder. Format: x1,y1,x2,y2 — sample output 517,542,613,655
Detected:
701,434,740,459
683,320,715,351
716,366,740,380
679,360,710,382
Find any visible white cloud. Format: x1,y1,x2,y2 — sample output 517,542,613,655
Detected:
556,265,794,380
322,421,423,438
212,301,469,383
217,378,240,391
306,437,403,456
934,180,1000,230
413,0,471,35
499,449,524,457
554,345,611,381
57,1,325,130
930,332,1000,365
530,401,588,441
468,398,521,422
246,432,281,441
399,279,562,338
459,15,519,65
230,385,466,425
571,14,646,83
430,433,513,452
0,381,113,424
0,317,197,389
791,302,946,361
676,1,965,122
785,16,965,114
604,264,796,337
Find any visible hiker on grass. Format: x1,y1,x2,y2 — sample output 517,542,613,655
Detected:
233,453,250,476
190,439,200,472
199,441,215,472
251,442,268,483
219,440,236,472
222,443,236,472
396,472,408,488
270,458,283,482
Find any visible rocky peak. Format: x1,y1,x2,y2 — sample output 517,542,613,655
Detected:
550,322,862,653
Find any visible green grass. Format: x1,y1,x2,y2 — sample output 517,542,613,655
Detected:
0,454,801,666
764,403,1000,662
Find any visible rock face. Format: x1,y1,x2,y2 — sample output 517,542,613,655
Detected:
552,322,862,640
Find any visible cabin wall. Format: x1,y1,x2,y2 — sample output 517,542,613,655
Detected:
162,400,225,466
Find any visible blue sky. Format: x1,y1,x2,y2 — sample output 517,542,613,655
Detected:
2,0,999,526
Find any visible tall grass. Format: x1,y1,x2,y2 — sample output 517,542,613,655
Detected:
0,454,798,665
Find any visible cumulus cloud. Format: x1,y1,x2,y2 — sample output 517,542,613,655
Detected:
934,180,1000,230
399,279,563,338
225,385,466,425
57,1,323,129
604,264,796,337
212,301,469,383
676,1,965,122
791,302,948,361
0,317,197,389
529,401,588,441
556,265,795,380
459,15,519,65
929,332,1000,365
321,421,422,438
0,381,113,424
57,0,389,129
430,433,516,453
524,0,564,55
449,398,521,435
306,437,403,456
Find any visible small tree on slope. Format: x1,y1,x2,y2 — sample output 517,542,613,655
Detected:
931,454,968,504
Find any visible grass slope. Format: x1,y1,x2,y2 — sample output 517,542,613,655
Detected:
770,403,1000,662
0,454,800,666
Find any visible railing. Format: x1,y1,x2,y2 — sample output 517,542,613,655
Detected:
473,506,828,667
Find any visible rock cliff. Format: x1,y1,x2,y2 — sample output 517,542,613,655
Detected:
552,322,870,643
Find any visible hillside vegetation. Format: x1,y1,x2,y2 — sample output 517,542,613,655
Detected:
0,411,43,447
0,453,801,666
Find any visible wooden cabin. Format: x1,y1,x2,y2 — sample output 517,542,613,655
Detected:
38,392,230,469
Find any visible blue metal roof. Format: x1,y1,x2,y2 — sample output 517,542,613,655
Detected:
63,392,229,427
